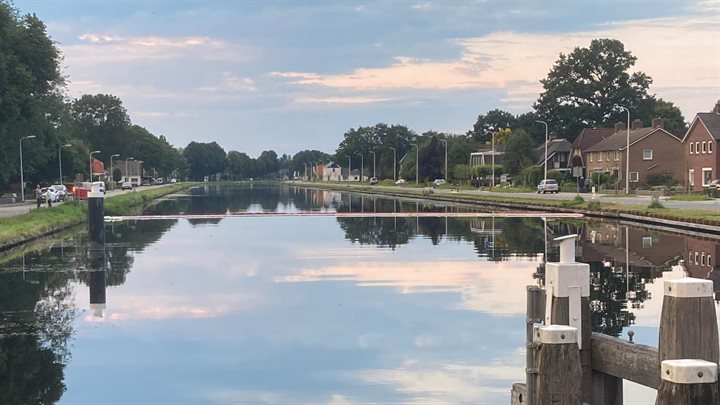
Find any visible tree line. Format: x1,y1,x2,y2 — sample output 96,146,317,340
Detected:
0,1,689,191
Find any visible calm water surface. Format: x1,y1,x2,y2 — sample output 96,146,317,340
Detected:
1,183,718,404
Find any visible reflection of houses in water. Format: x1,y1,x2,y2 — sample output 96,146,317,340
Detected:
682,237,720,300
312,190,344,208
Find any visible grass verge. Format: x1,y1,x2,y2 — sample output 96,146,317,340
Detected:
0,183,191,250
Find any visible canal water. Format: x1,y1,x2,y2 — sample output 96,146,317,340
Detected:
1,183,718,404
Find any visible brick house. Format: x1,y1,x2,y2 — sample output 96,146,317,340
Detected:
583,118,682,188
570,128,615,177
681,101,720,191
536,138,572,173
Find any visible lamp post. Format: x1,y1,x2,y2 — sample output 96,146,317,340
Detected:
309,161,314,181
126,157,135,184
19,135,36,202
109,154,120,190
439,139,448,181
619,106,631,194
137,160,143,185
58,143,72,185
356,153,363,182
411,144,419,184
369,151,376,178
345,155,351,181
491,132,495,189
536,120,549,182
89,150,101,182
388,147,396,182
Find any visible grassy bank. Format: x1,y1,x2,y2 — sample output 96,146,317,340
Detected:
0,183,191,250
294,181,720,226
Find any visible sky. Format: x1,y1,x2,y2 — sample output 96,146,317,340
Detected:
13,0,720,157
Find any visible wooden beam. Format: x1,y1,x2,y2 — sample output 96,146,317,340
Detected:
590,332,660,389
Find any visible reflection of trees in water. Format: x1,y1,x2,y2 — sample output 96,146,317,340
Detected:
337,217,413,249
0,272,75,404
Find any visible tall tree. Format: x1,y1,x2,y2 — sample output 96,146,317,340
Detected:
183,141,226,180
226,151,254,180
534,39,653,140
503,129,538,176
468,109,517,143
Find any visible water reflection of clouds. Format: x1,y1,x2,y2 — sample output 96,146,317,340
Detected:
279,260,539,315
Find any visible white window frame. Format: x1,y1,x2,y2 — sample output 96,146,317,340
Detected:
702,168,713,187
695,251,699,265
597,152,603,162
702,142,707,154
696,142,701,154
690,142,694,154
689,169,695,187
589,153,593,163
642,149,653,160
702,252,706,266
642,236,652,248
709,255,712,267
689,251,693,263
709,142,713,154
629,172,639,182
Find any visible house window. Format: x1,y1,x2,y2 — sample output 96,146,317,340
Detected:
614,151,619,161
689,169,695,187
689,251,694,263
702,252,706,266
702,142,707,154
696,142,701,154
710,143,713,154
630,172,639,182
695,251,699,265
709,255,712,267
589,153,593,163
642,236,652,248
703,168,713,186
643,149,653,160
597,152,603,162
690,143,694,154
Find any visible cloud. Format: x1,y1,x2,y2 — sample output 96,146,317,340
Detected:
295,96,395,104
272,13,720,117
198,73,257,93
278,258,539,315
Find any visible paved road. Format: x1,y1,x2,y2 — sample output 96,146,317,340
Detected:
0,185,166,219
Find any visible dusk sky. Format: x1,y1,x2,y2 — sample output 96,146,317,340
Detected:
15,0,720,157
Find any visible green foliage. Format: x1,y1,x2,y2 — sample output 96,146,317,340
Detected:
504,129,538,176
645,173,676,187
520,165,543,187
534,39,653,140
562,195,585,207
587,200,601,211
112,168,122,183
183,141,226,180
669,193,711,201
648,195,664,209
468,109,516,143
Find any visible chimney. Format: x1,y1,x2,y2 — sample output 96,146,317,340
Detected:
631,119,643,130
614,122,626,132
714,100,720,114
652,117,664,129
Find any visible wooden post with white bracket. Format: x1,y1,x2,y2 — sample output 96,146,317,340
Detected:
534,325,582,404
544,234,596,404
656,359,719,404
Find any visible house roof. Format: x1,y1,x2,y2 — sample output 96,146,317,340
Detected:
585,127,679,152
324,162,341,168
536,139,571,164
697,112,720,140
571,128,615,151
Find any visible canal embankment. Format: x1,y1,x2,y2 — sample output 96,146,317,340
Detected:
290,181,720,237
0,183,192,252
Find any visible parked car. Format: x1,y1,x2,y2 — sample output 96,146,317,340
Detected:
433,179,446,186
91,181,106,193
154,178,164,184
395,179,406,185
705,179,720,189
48,185,67,201
169,178,178,183
369,177,379,185
40,187,59,203
537,179,560,194
121,181,133,190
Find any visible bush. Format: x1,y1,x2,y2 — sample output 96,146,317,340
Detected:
646,173,676,187
587,200,601,211
648,195,664,209
562,195,585,207
520,166,543,187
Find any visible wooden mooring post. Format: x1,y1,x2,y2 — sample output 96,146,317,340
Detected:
87,183,106,318
534,324,582,404
511,235,720,405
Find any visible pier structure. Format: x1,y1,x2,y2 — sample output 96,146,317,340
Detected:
512,235,720,405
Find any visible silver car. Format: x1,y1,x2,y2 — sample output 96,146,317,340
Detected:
537,179,560,194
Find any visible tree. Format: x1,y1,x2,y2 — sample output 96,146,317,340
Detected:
0,4,65,191
290,150,331,177
183,141,226,180
226,151,253,180
70,94,131,161
534,39,653,140
503,129,538,176
468,109,517,143
256,150,279,178
646,98,687,136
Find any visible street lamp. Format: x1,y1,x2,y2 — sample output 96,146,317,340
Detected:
369,151,376,178
619,106,631,194
439,139,448,181
536,120,549,182
89,150,101,182
58,143,72,185
126,157,135,184
109,154,120,190
388,147,397,182
411,144,419,184
19,135,36,202
491,132,495,189
356,153,363,182
345,155,351,181
309,161,314,181
137,160,144,184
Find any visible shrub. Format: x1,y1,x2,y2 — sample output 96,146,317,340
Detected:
562,195,585,207
648,195,664,209
587,200,601,211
